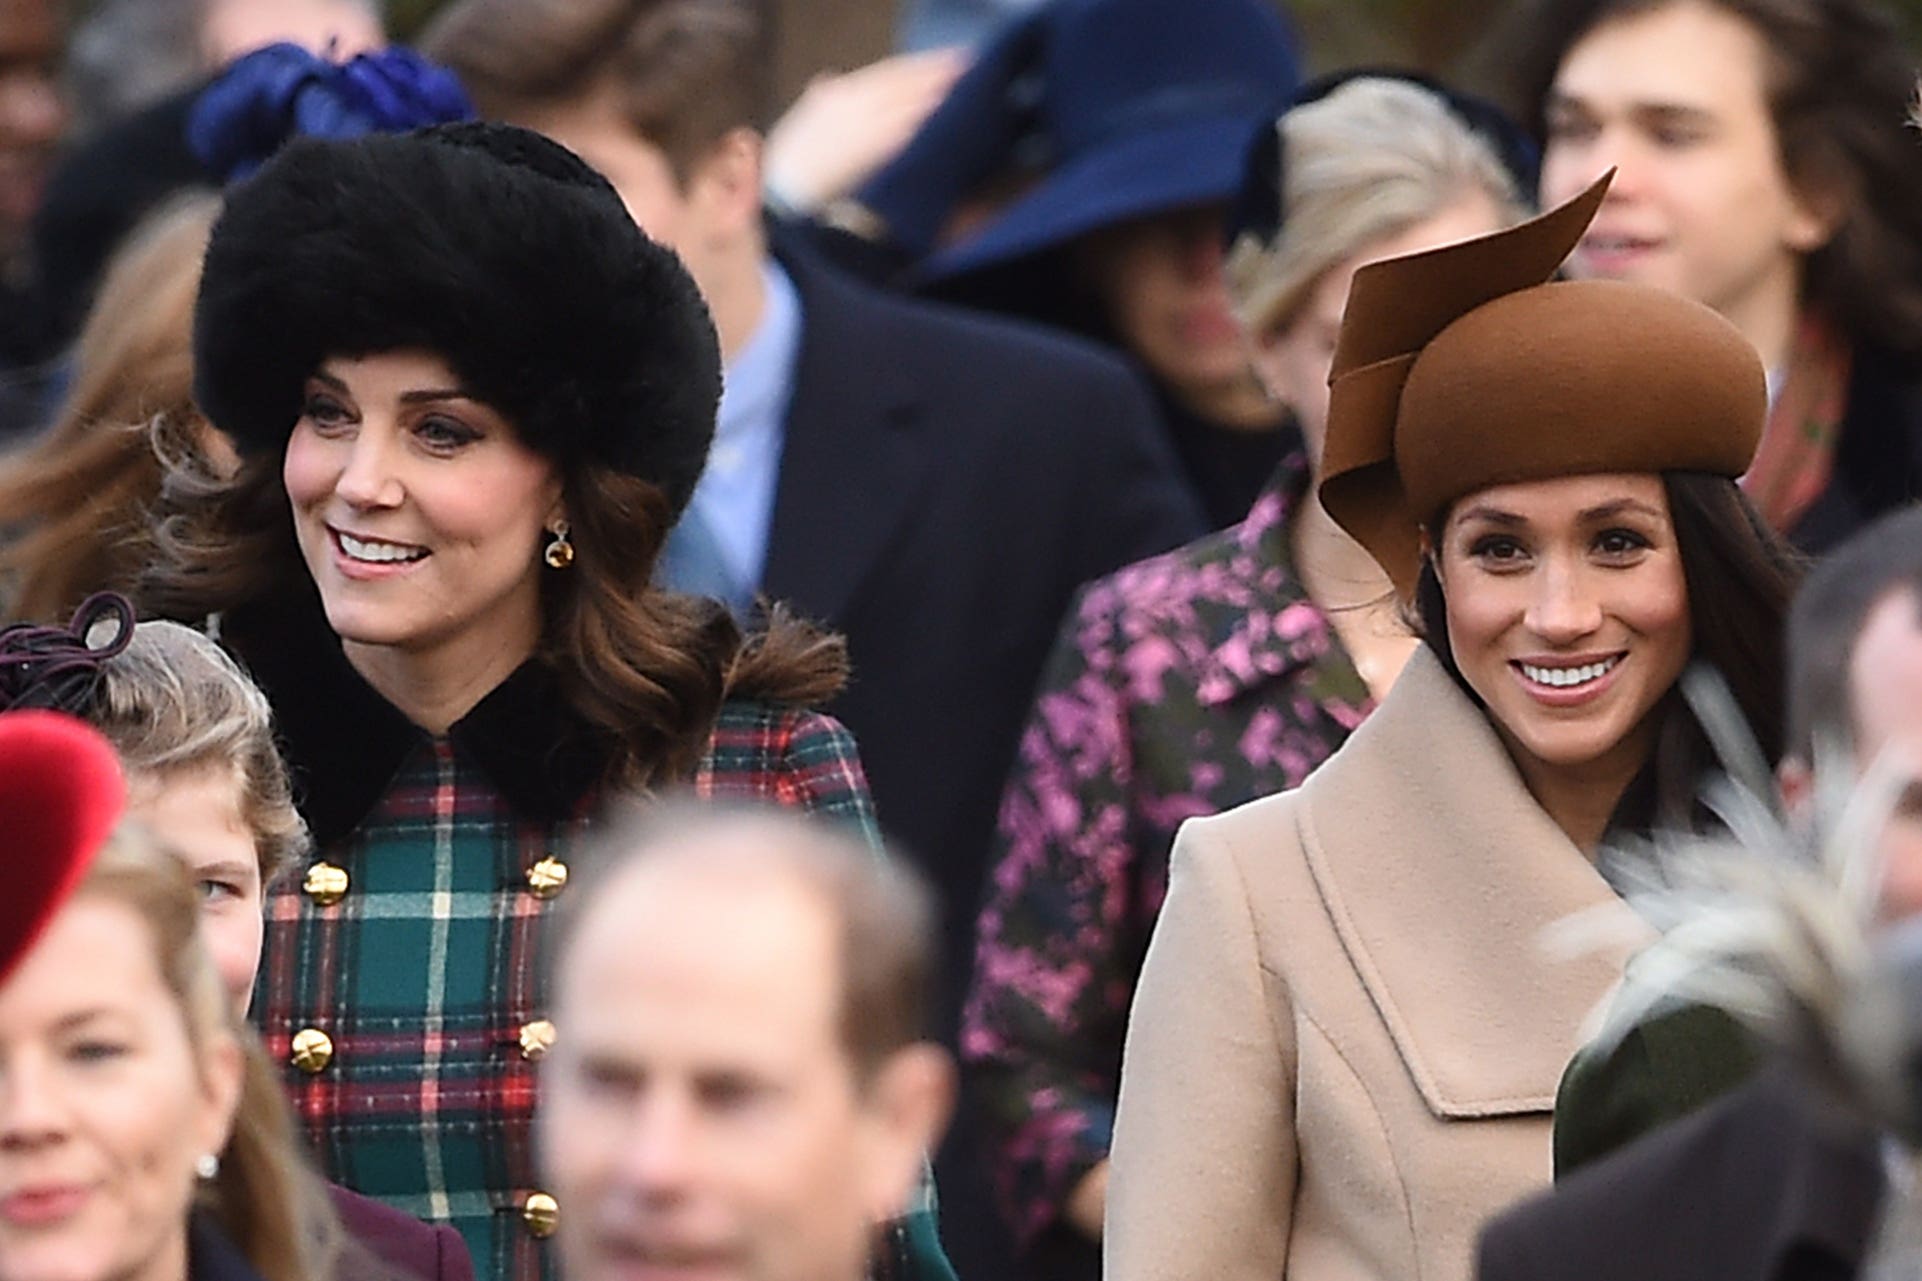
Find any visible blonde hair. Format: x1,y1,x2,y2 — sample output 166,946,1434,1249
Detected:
0,192,221,624
89,619,309,886
76,827,341,1281
1225,78,1529,337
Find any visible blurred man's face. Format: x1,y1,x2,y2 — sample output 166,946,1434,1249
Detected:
1538,1,1832,352
0,0,64,264
1843,590,1922,920
542,866,915,1281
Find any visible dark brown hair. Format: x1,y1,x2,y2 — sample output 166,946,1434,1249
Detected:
0,194,219,623
1501,0,1922,359
421,0,774,184
1413,472,1802,831
140,452,846,789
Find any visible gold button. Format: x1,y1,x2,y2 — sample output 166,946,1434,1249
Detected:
525,856,569,900
519,1019,557,1062
290,1028,334,1074
302,862,349,906
522,1192,559,1238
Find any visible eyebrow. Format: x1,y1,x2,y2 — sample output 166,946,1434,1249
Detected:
1545,87,1715,118
193,859,259,882
54,1008,123,1032
1453,498,1665,528
309,369,473,405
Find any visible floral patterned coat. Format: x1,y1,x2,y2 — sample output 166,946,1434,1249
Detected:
962,452,1373,1247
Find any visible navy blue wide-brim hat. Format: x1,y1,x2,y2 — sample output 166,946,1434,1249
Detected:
194,121,721,516
878,0,1300,285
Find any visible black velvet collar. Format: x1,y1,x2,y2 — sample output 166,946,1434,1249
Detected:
222,580,615,847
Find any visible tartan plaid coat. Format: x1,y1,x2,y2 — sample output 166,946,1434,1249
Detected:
224,590,953,1281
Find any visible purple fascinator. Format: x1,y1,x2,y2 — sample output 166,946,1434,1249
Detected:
188,43,475,182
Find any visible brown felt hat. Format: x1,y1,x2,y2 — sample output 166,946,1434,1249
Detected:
1319,173,1765,598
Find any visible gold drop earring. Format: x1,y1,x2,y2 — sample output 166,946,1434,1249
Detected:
543,520,575,570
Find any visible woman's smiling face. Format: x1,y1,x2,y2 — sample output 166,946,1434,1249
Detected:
0,895,240,1281
281,349,563,673
1436,472,1692,786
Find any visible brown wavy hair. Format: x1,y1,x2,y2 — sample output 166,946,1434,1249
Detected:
141,450,847,788
0,193,222,623
1499,0,1922,360
79,827,342,1281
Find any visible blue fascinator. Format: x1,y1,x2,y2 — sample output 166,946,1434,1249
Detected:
188,43,475,182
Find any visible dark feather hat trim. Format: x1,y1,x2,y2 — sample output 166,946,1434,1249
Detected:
193,121,720,514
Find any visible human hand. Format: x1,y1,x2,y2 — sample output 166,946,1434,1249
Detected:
764,47,969,213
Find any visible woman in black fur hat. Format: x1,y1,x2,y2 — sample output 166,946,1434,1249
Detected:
137,122,927,1281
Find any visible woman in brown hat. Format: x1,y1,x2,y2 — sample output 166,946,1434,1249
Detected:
1103,176,1800,1281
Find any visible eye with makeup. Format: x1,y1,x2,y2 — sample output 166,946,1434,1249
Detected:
1592,526,1655,562
1462,530,1532,571
413,413,483,453
300,387,355,433
65,1037,131,1066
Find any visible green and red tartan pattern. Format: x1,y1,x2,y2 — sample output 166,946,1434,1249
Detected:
253,701,946,1281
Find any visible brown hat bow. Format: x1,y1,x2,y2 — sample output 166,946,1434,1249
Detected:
1318,172,1765,597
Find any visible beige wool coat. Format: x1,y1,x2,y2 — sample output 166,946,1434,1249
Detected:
1106,647,1652,1281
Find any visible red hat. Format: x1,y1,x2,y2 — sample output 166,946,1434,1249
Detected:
0,711,125,983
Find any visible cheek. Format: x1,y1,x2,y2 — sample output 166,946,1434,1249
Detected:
1438,570,1514,673
281,431,332,508
1626,562,1692,660
202,907,264,1011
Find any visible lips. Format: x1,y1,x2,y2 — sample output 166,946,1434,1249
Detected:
0,1184,89,1227
333,528,428,564
1572,232,1663,276
1511,653,1627,707
1518,656,1619,688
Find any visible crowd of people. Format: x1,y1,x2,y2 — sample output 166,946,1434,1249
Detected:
3,0,1922,1280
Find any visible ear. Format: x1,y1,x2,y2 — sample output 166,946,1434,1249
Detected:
855,1044,956,1225
685,127,768,244
1777,756,1814,819
1782,173,1845,255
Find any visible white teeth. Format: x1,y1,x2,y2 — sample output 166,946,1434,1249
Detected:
338,531,427,564
1520,658,1619,688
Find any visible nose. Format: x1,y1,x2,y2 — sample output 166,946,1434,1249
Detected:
0,1058,70,1151
333,428,405,510
614,1092,701,1201
1524,556,1604,645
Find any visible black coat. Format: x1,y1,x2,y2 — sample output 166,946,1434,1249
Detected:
1479,1069,1886,1281
761,242,1205,1027
760,243,1204,1281
190,1216,268,1281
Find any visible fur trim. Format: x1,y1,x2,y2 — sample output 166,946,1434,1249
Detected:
193,122,719,514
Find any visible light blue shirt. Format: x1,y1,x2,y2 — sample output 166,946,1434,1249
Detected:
657,261,802,613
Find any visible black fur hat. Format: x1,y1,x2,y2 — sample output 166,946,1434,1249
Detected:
193,121,720,515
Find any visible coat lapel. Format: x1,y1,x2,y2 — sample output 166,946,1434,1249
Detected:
1298,648,1653,1118
758,244,937,624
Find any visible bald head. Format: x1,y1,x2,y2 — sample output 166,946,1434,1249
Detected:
540,807,951,1281
558,808,936,1075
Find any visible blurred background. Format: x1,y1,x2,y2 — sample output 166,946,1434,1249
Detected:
371,0,1922,111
